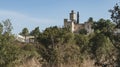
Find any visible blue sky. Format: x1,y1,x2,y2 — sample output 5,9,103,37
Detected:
0,0,119,34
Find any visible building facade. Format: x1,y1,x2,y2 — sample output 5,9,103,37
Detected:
15,35,35,43
64,10,94,34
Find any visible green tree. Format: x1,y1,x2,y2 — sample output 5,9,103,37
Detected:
90,33,116,66
38,26,74,47
109,4,120,50
1,19,14,44
30,26,40,38
0,23,3,34
37,26,81,66
2,19,13,34
75,34,89,52
109,3,120,28
30,27,40,43
88,17,93,22
93,18,115,36
39,26,60,46
20,28,29,42
0,19,41,67
79,29,87,35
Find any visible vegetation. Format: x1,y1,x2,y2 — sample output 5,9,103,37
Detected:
109,3,120,28
0,19,39,67
19,27,29,42
0,3,120,67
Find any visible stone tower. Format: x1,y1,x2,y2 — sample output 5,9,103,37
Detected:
70,10,76,21
64,10,76,33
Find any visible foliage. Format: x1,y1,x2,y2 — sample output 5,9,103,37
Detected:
37,26,81,66
89,33,117,65
0,20,39,67
109,3,120,28
92,18,115,37
2,19,13,34
88,17,93,22
0,43,39,67
79,29,87,34
0,23,3,34
30,26,40,38
75,34,89,54
35,17,119,66
0,6,120,66
38,26,74,46
19,27,29,42
0,19,13,35
19,27,29,36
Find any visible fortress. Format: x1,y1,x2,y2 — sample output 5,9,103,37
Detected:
64,10,94,34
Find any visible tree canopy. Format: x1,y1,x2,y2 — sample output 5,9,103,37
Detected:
109,3,120,28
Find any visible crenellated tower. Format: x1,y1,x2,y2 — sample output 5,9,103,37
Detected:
64,10,79,33
70,10,76,21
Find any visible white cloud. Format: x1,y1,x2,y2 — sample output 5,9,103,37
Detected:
0,10,55,23
0,10,56,34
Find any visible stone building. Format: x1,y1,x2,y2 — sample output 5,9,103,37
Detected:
64,10,94,34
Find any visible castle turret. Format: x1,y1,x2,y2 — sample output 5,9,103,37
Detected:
70,10,76,21
77,12,79,24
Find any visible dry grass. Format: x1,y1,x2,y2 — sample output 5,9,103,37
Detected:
80,59,95,67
